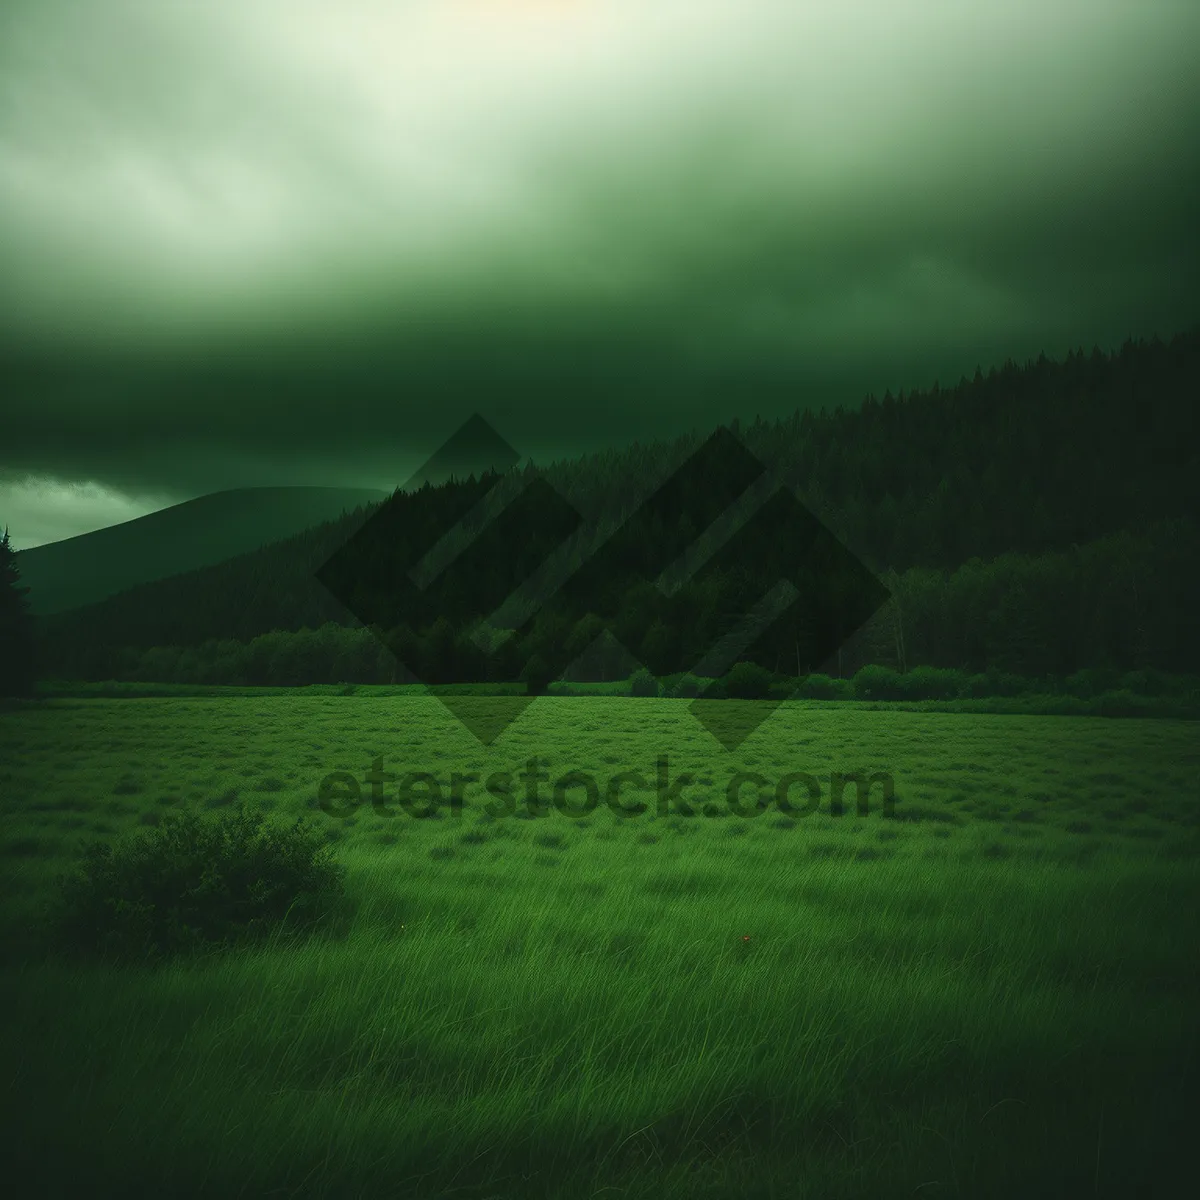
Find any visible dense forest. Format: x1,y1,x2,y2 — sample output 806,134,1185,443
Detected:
31,326,1200,689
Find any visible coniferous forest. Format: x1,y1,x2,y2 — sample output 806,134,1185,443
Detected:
24,326,1200,695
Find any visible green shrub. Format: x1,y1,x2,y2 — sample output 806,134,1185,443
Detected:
852,664,905,700
1093,689,1153,718
1065,667,1124,699
666,673,706,698
961,673,992,698
629,667,661,697
52,804,349,965
1119,669,1174,697
961,666,1030,698
723,661,773,700
519,653,553,696
796,672,848,700
900,666,968,700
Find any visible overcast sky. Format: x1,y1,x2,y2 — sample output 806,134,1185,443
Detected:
3,0,1199,548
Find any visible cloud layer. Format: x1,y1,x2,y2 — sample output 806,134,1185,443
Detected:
3,1,1199,543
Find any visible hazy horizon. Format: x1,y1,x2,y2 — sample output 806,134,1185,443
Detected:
4,1,1198,547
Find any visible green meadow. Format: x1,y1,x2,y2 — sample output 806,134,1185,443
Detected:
1,695,1197,1199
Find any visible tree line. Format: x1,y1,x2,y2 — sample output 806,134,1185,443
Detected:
41,513,1199,687
12,324,1200,693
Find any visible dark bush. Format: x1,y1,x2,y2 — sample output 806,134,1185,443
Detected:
900,666,968,700
720,661,773,699
520,653,553,696
961,666,1030,698
1093,689,1153,718
629,667,660,697
1119,669,1174,697
796,672,850,700
665,673,706,698
852,664,905,700
994,668,1033,696
1065,667,1124,699
961,673,992,698
52,803,349,965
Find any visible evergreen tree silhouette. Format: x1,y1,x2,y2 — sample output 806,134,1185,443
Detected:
0,526,37,697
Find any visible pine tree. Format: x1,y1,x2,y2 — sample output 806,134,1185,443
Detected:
0,526,37,697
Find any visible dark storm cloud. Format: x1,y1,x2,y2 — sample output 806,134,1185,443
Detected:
2,1,1199,544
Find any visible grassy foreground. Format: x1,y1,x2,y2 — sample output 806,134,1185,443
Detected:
1,695,1197,1198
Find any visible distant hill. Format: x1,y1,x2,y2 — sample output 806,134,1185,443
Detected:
16,486,389,615
32,326,1200,668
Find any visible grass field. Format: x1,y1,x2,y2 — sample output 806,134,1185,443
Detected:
2,695,1198,1198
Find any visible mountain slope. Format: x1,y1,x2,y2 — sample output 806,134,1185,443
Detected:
32,326,1200,653
16,486,388,615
